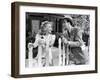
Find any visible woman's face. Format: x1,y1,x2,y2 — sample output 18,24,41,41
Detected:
45,23,52,33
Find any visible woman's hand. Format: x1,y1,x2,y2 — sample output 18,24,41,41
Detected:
38,39,45,46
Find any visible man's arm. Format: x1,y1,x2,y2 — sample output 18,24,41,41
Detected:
69,29,83,47
63,28,83,47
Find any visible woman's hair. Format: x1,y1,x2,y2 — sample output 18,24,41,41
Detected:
41,21,52,29
39,21,52,35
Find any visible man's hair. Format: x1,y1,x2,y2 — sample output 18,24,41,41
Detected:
63,17,74,27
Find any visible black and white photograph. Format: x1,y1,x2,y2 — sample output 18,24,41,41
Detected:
25,13,90,67
11,2,97,78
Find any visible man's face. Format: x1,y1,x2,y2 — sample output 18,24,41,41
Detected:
62,20,70,33
63,21,70,30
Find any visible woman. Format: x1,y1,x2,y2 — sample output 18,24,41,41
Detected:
28,21,56,67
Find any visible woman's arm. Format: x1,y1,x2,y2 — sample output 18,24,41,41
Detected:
49,35,56,47
32,34,39,48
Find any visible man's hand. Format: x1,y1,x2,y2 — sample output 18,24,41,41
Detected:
62,37,68,44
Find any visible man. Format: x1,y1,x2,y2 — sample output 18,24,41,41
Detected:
62,16,86,65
